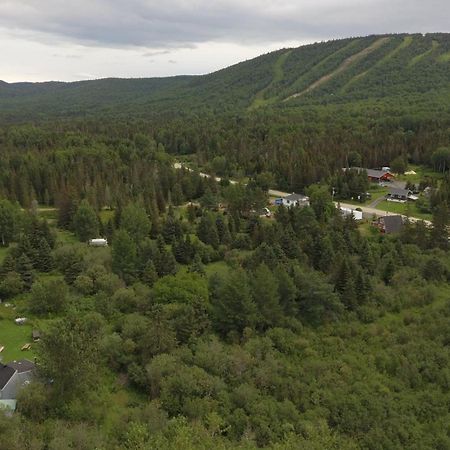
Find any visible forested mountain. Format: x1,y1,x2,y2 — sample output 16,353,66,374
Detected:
1,31,450,449
0,33,449,120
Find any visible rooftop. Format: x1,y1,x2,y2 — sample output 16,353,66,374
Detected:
284,193,309,201
7,359,35,374
381,215,404,234
389,187,411,197
0,364,15,390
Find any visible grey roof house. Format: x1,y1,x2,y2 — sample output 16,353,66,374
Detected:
0,359,35,412
281,193,310,208
377,215,404,234
387,188,412,202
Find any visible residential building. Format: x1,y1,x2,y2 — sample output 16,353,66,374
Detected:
281,193,310,208
376,215,404,234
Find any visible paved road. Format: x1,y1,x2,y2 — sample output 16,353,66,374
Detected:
174,162,432,226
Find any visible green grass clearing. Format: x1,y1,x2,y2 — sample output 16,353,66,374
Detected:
377,200,432,221
250,50,292,109
0,319,36,363
408,40,439,66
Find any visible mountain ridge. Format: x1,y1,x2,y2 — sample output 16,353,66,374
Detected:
0,32,449,121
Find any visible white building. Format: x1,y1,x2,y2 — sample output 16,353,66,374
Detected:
281,193,310,208
340,207,363,220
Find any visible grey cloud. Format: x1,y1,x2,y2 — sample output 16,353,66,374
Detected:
142,50,172,57
0,0,448,49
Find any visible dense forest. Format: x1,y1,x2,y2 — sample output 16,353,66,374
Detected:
0,33,450,449
0,33,449,119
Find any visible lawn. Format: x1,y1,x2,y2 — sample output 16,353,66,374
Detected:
37,207,58,223
0,319,36,363
338,184,388,206
397,164,444,184
377,200,432,221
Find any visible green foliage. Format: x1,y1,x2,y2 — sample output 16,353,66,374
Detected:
121,202,151,244
29,278,68,315
37,312,105,406
72,200,99,242
112,229,138,283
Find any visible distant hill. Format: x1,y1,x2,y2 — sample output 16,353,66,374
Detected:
0,33,449,121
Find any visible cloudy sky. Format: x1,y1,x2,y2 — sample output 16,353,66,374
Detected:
1,0,448,82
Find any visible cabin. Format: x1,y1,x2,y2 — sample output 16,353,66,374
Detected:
32,330,41,342
376,215,404,234
88,238,108,247
281,193,310,208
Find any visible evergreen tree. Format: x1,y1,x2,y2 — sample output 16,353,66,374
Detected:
382,256,396,285
72,200,99,242
216,216,231,245
121,202,151,244
188,254,206,276
212,269,257,336
251,264,283,329
197,213,220,249
430,203,449,250
112,229,137,284
163,206,182,244
16,253,34,290
36,238,54,272
156,249,178,278
142,260,159,287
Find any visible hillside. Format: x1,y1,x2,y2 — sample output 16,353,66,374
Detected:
0,33,449,121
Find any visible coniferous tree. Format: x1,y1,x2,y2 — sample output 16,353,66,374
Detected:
36,238,54,272
16,253,34,290
156,248,178,278
112,229,137,284
188,253,206,276
216,216,231,245
212,269,257,336
120,202,151,244
251,264,283,329
142,260,158,287
430,203,449,250
72,200,99,242
197,213,219,249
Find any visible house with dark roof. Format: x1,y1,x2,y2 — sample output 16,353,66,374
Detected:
281,193,310,208
387,188,412,202
0,364,16,399
387,187,418,202
376,215,404,234
0,360,35,412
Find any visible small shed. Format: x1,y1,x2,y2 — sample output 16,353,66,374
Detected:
32,330,41,342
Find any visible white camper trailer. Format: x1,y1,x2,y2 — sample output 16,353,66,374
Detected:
88,238,108,247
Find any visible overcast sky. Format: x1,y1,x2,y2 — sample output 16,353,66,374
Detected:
1,0,449,82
